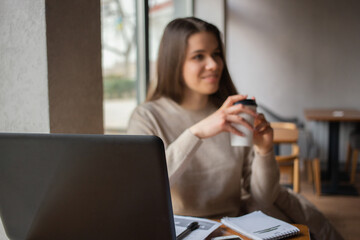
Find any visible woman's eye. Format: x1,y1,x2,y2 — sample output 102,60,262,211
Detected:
212,52,222,58
193,54,204,60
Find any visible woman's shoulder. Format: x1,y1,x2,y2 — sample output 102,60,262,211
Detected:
127,97,181,134
134,97,181,115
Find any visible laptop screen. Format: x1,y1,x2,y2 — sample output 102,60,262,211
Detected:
0,133,176,240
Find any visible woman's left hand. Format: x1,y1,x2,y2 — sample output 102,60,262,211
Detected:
253,113,273,155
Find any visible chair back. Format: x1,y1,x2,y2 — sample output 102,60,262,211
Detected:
271,122,298,144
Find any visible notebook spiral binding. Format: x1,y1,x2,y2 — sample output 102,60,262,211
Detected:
264,229,299,240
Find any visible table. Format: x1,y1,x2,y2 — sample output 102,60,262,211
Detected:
206,222,310,240
304,108,360,195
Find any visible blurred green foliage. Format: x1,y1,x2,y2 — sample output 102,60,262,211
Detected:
103,75,135,99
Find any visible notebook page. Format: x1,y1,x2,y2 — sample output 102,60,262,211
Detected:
221,211,299,240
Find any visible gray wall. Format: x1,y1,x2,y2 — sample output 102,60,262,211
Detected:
0,0,49,133
226,0,360,162
227,0,360,120
194,0,225,36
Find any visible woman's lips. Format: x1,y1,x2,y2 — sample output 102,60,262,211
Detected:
202,74,219,83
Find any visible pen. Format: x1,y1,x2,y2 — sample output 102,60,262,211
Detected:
176,221,199,240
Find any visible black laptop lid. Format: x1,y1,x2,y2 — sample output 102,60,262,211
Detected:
0,133,175,240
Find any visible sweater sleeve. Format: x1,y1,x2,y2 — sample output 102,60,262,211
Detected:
164,129,202,185
127,106,203,186
242,148,281,207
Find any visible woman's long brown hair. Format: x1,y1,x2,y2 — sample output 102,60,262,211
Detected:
147,17,238,108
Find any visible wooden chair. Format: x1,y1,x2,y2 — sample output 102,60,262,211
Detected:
305,157,322,196
345,130,360,184
271,122,301,193
271,122,322,195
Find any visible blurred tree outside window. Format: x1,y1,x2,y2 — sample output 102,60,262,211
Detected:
101,0,137,134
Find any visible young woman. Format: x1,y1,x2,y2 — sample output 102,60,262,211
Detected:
127,17,342,240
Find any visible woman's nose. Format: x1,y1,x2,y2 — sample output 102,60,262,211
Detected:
205,56,219,70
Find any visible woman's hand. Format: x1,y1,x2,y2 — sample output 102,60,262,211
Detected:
189,94,274,155
189,95,257,139
253,113,274,155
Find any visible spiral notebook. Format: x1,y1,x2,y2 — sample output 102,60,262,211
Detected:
221,211,300,240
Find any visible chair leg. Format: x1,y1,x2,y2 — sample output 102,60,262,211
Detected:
350,150,358,184
345,143,352,172
306,159,313,183
312,158,321,196
293,158,300,193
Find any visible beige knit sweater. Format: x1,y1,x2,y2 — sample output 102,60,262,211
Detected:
127,97,281,218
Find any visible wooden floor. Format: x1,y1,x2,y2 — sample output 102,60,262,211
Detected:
299,171,360,240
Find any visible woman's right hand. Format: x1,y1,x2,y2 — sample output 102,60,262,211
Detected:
189,95,257,139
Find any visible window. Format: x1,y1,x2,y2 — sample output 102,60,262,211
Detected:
101,0,137,134
101,0,192,134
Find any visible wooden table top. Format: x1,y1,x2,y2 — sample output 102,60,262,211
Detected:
206,222,310,240
304,108,360,122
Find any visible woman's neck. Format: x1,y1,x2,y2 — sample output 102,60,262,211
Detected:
180,92,209,111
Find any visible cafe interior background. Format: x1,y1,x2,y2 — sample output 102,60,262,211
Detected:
1,0,360,239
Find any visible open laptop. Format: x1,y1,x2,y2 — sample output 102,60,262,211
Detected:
0,133,176,240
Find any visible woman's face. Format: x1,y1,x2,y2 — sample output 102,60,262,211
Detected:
182,31,224,100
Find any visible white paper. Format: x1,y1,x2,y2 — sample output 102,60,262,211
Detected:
221,211,299,240
174,215,222,240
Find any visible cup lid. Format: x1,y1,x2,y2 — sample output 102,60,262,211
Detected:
234,99,257,106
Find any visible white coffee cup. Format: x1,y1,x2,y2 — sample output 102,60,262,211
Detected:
230,99,257,147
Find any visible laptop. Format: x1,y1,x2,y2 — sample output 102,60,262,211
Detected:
0,133,176,240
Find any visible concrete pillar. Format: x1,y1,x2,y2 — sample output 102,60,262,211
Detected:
0,0,103,134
